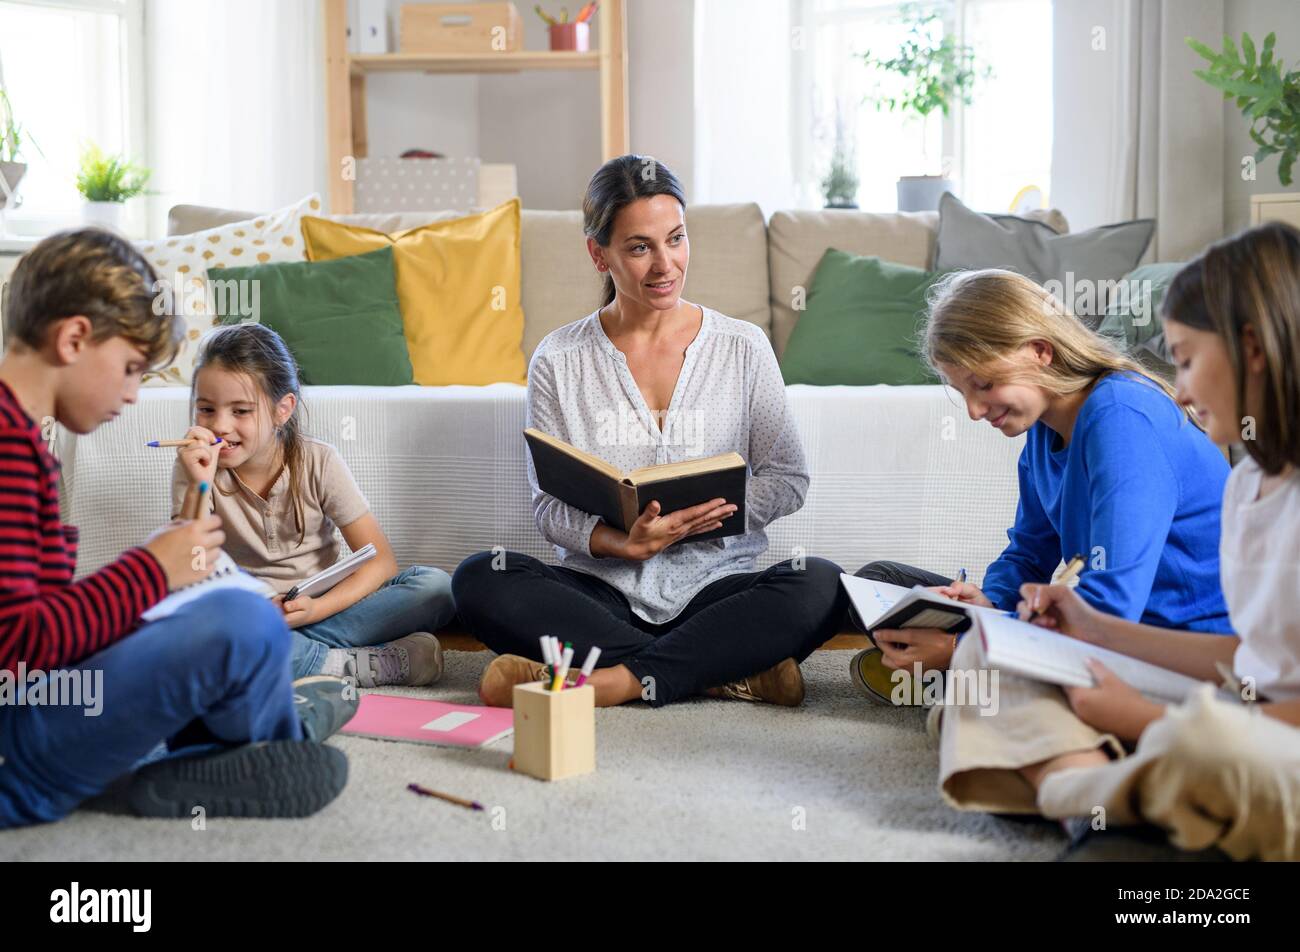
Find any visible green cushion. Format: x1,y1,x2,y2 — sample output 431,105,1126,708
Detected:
780,249,947,386
211,246,413,386
1096,262,1184,375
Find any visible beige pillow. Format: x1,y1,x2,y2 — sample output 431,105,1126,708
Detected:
137,193,321,385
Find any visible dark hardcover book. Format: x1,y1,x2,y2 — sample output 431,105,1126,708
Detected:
524,428,748,543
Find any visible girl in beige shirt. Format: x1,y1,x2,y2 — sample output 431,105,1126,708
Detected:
173,324,454,687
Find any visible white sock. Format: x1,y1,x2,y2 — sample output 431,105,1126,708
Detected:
320,649,349,677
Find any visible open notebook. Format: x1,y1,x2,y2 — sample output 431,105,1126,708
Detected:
141,545,379,622
840,573,1007,635
141,550,273,622
974,612,1206,703
839,573,1206,703
285,543,377,600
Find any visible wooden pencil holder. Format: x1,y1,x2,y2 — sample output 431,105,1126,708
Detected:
511,681,595,781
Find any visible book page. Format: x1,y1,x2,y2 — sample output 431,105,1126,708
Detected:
976,612,1206,703
626,452,746,485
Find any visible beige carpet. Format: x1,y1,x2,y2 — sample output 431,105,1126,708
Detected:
0,650,1064,861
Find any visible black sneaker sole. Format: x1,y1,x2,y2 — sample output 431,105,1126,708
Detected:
126,741,348,819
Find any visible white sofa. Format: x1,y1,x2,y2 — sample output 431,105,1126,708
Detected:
57,203,1028,597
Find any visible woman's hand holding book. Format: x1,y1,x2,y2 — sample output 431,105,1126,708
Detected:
594,497,738,561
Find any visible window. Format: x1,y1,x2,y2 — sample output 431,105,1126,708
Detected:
795,0,1052,212
0,0,144,233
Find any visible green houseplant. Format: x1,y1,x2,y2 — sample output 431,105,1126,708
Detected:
822,116,860,208
859,2,989,210
0,87,31,210
1188,31,1300,186
76,141,151,229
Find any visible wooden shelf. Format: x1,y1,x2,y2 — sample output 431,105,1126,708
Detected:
323,0,628,214
349,51,601,75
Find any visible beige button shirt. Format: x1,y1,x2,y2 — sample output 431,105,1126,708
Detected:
170,438,370,594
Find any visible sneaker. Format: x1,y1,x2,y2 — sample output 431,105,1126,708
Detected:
126,740,348,819
479,654,550,707
1059,819,1231,862
342,632,444,688
292,675,359,742
705,658,805,706
850,647,924,706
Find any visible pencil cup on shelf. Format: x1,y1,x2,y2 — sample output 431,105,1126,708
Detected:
511,681,595,781
549,22,589,51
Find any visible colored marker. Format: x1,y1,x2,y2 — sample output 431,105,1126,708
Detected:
550,644,574,692
539,636,555,680
573,646,601,687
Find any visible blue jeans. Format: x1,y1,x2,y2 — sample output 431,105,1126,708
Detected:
290,565,456,679
0,588,301,829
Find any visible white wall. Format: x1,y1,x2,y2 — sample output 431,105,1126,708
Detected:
145,0,327,235
365,0,695,209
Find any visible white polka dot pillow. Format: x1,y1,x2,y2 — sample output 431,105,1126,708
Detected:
136,193,322,386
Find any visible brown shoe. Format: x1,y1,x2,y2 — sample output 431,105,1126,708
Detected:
705,658,805,707
479,654,549,707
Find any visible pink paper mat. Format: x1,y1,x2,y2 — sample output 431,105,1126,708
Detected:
340,694,514,749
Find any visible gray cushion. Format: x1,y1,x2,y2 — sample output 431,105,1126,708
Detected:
934,192,1154,327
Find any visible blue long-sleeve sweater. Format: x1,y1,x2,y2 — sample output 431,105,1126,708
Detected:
980,372,1232,633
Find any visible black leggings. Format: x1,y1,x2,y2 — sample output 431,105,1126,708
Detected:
452,552,849,707
848,560,954,632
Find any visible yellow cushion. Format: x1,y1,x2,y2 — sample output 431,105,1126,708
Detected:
300,199,526,386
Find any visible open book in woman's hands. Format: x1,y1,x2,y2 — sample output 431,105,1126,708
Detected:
524,428,748,542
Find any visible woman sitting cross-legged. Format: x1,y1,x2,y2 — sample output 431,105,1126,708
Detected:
453,155,848,709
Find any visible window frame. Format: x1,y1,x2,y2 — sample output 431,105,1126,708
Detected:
0,0,147,237
791,0,1046,211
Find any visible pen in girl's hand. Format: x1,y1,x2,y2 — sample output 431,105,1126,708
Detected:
147,437,222,447
1026,554,1085,623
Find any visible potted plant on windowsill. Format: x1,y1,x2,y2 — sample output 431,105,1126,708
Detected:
859,2,989,212
76,141,151,231
1188,31,1300,186
0,87,31,211
822,116,860,209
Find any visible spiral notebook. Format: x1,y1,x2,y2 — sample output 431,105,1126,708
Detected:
140,550,274,622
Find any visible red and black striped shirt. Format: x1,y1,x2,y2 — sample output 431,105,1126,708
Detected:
0,379,167,673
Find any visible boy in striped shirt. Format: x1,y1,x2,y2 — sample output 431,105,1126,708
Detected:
0,229,352,827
